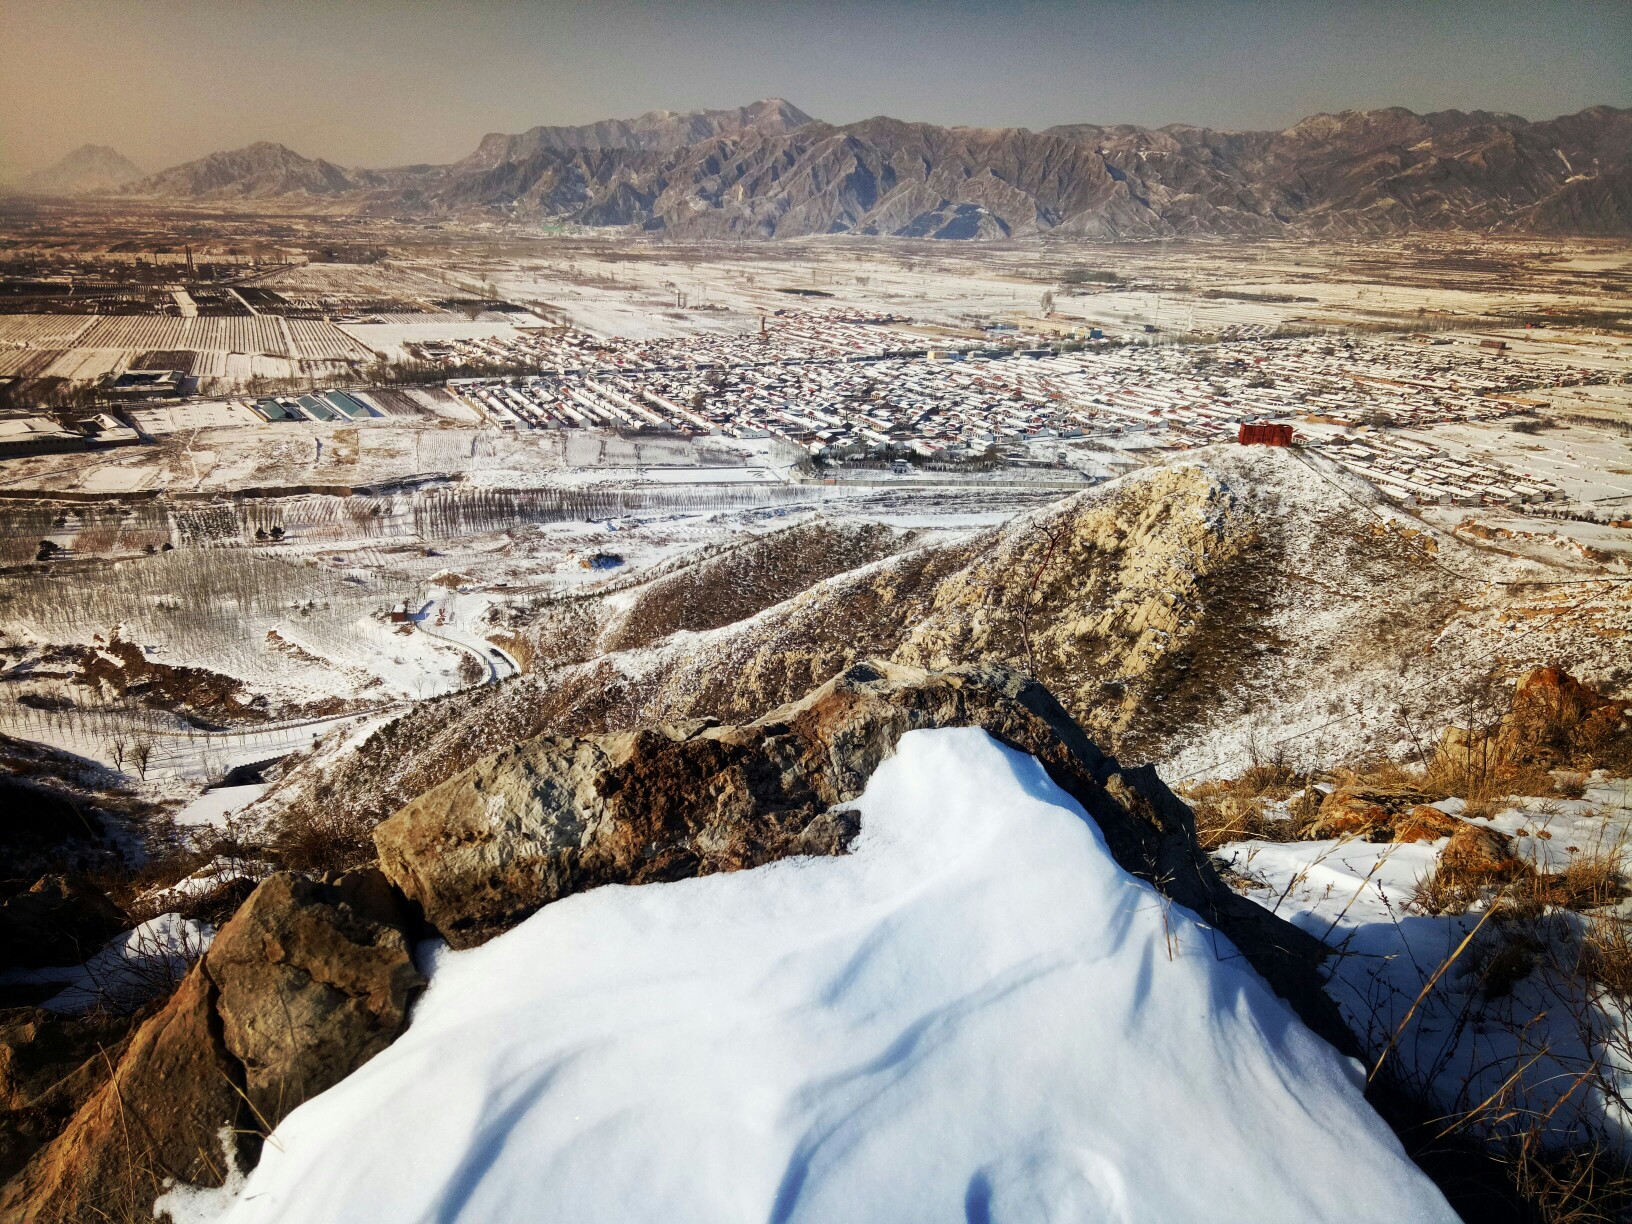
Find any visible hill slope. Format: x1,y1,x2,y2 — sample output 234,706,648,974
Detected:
126,141,357,199
13,145,142,195
261,447,1632,854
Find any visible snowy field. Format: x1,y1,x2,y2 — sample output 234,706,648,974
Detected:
167,730,1454,1224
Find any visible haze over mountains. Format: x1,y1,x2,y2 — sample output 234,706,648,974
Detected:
13,99,1632,237
13,145,144,197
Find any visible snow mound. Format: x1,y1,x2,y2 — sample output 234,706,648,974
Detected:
0,913,213,1014
205,729,1452,1223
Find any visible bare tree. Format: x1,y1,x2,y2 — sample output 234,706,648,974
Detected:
131,738,154,780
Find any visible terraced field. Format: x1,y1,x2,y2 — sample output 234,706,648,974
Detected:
0,310,384,392
0,315,94,346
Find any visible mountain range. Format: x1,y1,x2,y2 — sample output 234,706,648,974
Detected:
12,99,1631,237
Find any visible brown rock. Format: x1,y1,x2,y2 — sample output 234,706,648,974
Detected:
1435,667,1632,781
0,870,422,1223
208,871,423,1128
1305,793,1394,840
0,1008,137,1185
0,876,126,971
1394,805,1464,844
375,660,1356,1057
0,967,241,1223
1303,789,1454,844
1440,823,1521,884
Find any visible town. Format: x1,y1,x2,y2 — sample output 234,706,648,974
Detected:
21,306,1617,513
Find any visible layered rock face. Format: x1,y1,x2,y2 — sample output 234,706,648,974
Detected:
375,660,1351,1053
0,872,420,1224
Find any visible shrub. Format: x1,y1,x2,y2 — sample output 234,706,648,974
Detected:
273,801,378,874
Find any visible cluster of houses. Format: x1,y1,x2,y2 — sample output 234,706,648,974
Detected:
1318,433,1558,506
422,316,1588,504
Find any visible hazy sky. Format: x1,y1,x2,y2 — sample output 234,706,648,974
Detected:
1,0,1627,176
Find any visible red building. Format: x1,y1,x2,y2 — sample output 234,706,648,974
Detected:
1237,422,1294,447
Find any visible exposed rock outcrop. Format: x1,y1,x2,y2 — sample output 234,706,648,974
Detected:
1436,665,1632,779
0,1008,137,1186
1303,790,1464,844
375,660,1355,1055
0,871,421,1224
0,968,240,1223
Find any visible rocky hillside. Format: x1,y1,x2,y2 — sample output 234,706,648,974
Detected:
11,146,142,196
113,101,1632,235
453,98,814,171
261,448,1632,863
0,664,1374,1221
125,141,358,200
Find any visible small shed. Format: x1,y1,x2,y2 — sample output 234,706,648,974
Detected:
1237,422,1294,447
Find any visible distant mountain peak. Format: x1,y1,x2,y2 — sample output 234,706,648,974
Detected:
457,99,818,171
126,141,355,200
13,144,143,195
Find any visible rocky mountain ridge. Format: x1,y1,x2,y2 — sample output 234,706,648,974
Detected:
453,97,814,171
48,100,1632,235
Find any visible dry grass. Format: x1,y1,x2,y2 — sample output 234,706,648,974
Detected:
1578,913,1632,1001
1501,1142,1632,1223
1202,667,1632,1221
272,799,377,874
1371,888,1632,1222
1411,842,1625,922
1180,763,1311,851
1388,832,1632,1220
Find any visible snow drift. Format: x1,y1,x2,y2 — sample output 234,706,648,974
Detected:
185,729,1454,1223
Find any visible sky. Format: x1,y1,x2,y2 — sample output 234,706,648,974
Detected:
0,0,1627,177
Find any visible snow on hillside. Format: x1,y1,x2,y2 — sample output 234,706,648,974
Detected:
176,730,1453,1224
1220,774,1632,1150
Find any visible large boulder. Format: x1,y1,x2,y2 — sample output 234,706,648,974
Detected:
208,871,423,1128
0,870,421,1223
375,660,1354,1054
0,1008,137,1186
